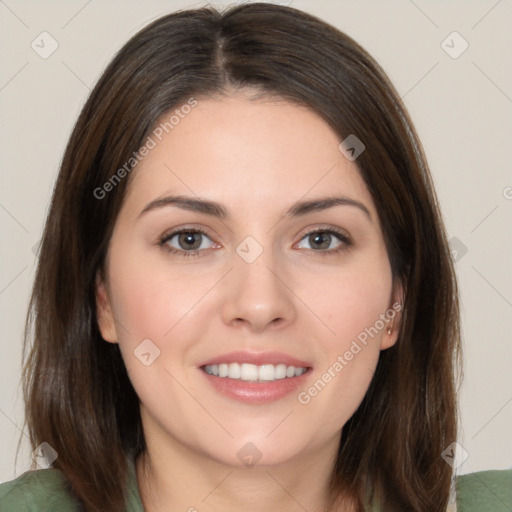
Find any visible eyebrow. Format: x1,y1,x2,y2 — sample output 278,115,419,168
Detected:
138,194,372,222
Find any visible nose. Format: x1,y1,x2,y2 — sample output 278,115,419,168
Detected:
220,255,297,334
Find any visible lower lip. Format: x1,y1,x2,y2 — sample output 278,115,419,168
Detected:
200,368,311,404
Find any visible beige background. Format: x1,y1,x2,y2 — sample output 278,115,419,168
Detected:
1,0,511,482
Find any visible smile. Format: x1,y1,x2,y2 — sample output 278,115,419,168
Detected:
202,363,308,382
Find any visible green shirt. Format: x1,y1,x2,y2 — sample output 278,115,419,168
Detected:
0,458,510,511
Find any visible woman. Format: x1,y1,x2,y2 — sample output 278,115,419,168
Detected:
0,3,510,511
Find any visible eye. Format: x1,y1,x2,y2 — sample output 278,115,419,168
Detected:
159,228,217,256
295,228,351,254
158,226,351,258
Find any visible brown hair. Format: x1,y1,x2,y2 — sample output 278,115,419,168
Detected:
22,3,461,511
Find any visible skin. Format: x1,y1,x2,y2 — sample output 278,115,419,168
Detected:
96,92,402,512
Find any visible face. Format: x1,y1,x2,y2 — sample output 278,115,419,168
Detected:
96,93,402,469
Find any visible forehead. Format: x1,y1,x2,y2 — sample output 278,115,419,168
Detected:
122,94,377,221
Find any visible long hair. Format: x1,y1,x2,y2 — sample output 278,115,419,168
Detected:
22,3,461,511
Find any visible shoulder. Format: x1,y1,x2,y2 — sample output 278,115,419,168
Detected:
456,468,512,511
0,468,80,511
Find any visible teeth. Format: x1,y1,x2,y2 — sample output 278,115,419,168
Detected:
203,363,307,381
275,364,287,379
258,364,275,381
218,363,229,377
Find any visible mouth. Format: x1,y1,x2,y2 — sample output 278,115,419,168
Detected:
198,351,313,404
201,363,309,382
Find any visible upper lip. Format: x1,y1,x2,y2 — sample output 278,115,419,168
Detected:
199,351,312,368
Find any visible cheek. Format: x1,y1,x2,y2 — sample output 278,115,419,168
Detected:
105,250,224,392
105,256,214,413
293,255,392,426
107,248,212,342
307,255,393,350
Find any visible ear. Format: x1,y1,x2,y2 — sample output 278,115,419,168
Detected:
95,271,118,343
380,280,404,351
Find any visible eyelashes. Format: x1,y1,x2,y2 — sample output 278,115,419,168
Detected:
295,228,351,254
158,227,215,258
158,226,352,259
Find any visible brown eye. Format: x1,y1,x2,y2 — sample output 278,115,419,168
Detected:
308,231,333,250
296,228,351,254
177,231,203,250
159,228,216,256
